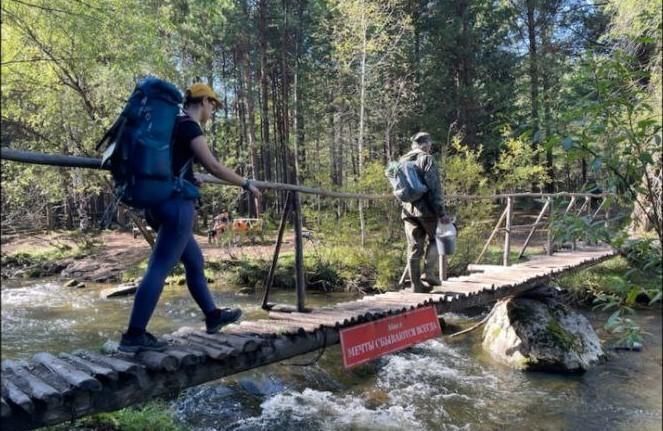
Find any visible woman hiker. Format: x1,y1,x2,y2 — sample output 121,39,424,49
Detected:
119,83,262,353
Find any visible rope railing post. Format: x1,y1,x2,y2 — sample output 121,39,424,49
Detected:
547,197,554,256
359,199,366,247
503,196,513,266
563,196,577,216
475,205,508,264
590,197,606,222
293,191,307,312
261,192,292,310
517,197,550,259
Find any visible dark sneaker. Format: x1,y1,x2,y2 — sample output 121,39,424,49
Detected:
119,331,168,353
205,308,242,334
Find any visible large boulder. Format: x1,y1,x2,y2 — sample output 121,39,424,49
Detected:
482,287,605,373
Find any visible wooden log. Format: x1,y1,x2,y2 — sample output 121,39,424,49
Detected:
163,348,203,367
192,333,261,354
72,351,149,389
32,353,102,392
73,351,142,375
177,338,234,361
1,360,61,406
135,351,180,372
59,353,118,381
1,378,33,414
222,334,269,351
186,333,239,353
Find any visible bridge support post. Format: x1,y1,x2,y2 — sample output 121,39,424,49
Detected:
517,197,551,259
547,197,554,255
293,191,307,312
262,192,292,310
503,196,513,266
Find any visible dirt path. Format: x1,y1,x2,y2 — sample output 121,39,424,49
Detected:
2,230,293,283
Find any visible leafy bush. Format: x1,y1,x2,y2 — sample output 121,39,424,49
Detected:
550,213,610,246
494,128,550,193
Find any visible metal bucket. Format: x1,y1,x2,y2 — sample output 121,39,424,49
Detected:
435,223,457,255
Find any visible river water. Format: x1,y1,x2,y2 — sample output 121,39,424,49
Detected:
1,279,661,431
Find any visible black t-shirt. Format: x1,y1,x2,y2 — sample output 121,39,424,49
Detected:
172,114,203,185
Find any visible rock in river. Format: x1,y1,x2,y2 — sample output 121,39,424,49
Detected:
482,286,605,373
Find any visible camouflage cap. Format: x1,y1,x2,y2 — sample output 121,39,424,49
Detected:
411,132,432,145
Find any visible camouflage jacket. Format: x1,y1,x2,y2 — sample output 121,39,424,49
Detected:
399,149,445,220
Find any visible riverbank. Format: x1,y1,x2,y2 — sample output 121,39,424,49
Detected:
2,269,655,431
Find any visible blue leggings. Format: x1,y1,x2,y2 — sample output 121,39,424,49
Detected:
127,196,216,331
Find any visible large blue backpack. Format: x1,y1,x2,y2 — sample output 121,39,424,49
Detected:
97,77,190,209
385,158,428,203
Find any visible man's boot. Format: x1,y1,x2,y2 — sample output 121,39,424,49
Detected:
422,240,441,287
409,259,431,293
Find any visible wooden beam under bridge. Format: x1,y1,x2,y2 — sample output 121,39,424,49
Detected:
1,247,615,431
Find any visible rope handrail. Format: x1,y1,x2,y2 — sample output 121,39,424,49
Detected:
1,147,616,201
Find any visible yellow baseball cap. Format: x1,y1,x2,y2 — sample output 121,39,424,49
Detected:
186,83,222,107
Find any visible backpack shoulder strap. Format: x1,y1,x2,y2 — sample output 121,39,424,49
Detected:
172,114,198,178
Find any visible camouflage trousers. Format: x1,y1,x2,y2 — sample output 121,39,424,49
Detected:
402,216,440,284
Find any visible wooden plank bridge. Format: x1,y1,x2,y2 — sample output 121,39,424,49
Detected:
1,246,615,430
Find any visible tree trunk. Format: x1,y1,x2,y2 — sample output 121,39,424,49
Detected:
293,0,305,184
329,98,338,185
358,7,367,175
281,0,290,155
241,2,259,180
259,0,272,182
541,20,554,193
527,0,540,158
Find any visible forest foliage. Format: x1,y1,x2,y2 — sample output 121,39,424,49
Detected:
0,0,660,245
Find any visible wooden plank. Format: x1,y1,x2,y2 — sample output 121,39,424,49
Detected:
1,378,33,415
32,353,102,392
361,293,437,305
360,296,427,308
1,360,61,406
59,353,118,381
313,307,389,323
269,311,341,328
226,321,305,336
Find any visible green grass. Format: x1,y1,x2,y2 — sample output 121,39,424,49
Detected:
43,401,184,431
558,257,659,297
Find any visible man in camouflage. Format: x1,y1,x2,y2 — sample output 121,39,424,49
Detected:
400,132,450,293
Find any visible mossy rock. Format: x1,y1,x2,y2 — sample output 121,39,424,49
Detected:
482,289,605,373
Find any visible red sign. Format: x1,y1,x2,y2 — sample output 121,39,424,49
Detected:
339,305,442,368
